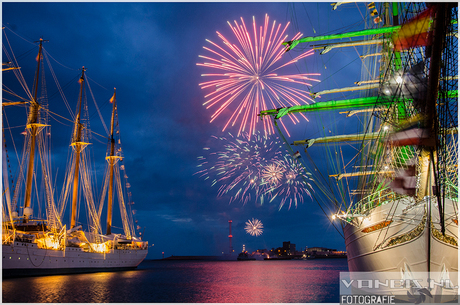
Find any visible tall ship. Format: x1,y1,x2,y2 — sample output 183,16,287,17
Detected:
2,33,148,278
260,2,457,300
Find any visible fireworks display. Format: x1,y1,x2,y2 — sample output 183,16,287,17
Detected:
245,218,264,236
263,156,313,210
196,131,282,205
261,162,284,185
197,132,313,209
197,14,320,137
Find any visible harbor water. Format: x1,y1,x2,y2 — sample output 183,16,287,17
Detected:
2,258,348,303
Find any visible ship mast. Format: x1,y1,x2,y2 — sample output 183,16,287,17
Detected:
23,38,45,223
106,88,117,235
70,67,86,229
420,3,450,235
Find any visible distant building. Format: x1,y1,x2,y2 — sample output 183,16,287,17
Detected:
255,249,269,254
282,241,296,255
271,241,297,257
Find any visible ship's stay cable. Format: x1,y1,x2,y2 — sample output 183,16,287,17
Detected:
86,78,110,137
291,3,385,218
339,147,353,210
80,152,102,236
11,132,29,213
32,166,40,217
315,56,362,93
2,85,29,102
316,113,350,210
2,25,38,47
2,47,33,102
43,50,75,119
98,167,109,220
305,149,346,237
273,118,344,237
288,2,366,95
116,119,140,237
322,117,342,202
2,109,22,167
86,76,108,91
6,46,36,63
47,111,72,128
302,140,340,205
42,47,77,71
58,150,75,219
37,133,47,221
37,129,62,229
45,74,80,109
2,121,15,222
301,3,317,35
372,198,415,251
115,165,132,239
2,33,35,103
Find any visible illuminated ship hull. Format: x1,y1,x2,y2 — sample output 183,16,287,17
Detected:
343,197,458,300
344,198,458,273
2,243,148,278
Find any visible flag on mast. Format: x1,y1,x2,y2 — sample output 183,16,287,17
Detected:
392,6,435,51
293,151,301,159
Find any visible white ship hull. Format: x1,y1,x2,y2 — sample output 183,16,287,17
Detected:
2,242,148,278
344,196,458,273
343,197,458,301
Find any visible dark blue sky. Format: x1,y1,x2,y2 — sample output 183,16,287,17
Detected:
2,2,369,259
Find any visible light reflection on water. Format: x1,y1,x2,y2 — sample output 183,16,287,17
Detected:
2,259,348,303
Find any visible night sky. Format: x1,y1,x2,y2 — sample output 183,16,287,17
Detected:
2,2,369,259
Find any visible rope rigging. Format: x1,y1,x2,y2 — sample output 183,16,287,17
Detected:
2,28,143,247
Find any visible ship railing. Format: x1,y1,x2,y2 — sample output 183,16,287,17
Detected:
352,189,409,215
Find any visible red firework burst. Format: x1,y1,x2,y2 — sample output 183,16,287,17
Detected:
197,14,320,137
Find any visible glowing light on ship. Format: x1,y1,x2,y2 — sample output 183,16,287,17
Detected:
245,218,264,236
197,14,320,137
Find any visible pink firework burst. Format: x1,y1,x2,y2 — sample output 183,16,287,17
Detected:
197,14,320,137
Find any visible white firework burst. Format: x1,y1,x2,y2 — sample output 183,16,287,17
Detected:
245,218,264,236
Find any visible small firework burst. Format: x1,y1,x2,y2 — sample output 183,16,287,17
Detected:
261,161,284,185
245,218,264,236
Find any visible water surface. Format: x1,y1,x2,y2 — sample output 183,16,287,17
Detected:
2,258,348,303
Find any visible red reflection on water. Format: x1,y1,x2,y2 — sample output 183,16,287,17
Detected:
187,261,340,303
2,260,346,303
